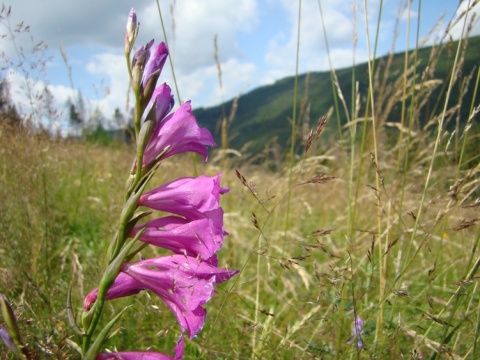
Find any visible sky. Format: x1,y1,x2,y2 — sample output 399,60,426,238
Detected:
1,0,479,131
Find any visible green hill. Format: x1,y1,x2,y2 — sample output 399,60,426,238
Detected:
194,35,480,157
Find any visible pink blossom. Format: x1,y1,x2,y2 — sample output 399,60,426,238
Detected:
96,335,183,359
84,273,145,311
131,216,224,261
142,101,215,166
96,352,174,360
138,174,228,230
84,255,238,338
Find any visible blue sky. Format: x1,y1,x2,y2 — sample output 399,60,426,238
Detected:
1,0,478,131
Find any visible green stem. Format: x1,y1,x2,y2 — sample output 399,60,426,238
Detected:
82,236,140,355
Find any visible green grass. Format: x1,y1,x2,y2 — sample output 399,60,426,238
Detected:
1,111,479,359
1,1,480,359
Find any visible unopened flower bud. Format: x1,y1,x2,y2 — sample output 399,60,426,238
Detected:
125,8,139,54
131,40,154,95
141,42,168,101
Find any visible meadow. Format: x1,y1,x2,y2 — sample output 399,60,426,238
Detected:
1,2,480,359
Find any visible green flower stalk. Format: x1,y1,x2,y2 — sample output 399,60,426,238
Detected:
78,8,238,359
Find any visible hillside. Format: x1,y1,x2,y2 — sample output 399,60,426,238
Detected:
194,35,480,157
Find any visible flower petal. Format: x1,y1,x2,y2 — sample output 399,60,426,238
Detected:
142,101,215,166
96,351,174,360
131,216,224,260
143,83,174,126
132,39,154,68
138,174,228,228
96,333,183,360
84,273,145,310
123,255,238,337
142,42,168,87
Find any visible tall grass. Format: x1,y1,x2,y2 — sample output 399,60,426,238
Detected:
1,1,480,359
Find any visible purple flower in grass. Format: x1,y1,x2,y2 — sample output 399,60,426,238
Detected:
130,216,224,261
84,255,238,338
142,101,216,166
347,316,364,349
0,325,17,355
138,174,228,230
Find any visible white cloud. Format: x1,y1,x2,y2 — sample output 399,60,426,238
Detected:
2,0,259,73
448,0,480,39
398,5,418,22
85,52,130,119
5,69,78,132
172,58,258,108
138,0,260,73
263,0,383,81
1,0,134,52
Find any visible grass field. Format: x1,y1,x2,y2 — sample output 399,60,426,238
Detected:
1,1,480,359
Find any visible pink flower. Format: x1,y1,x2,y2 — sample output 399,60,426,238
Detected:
96,351,175,360
130,216,224,261
96,335,183,359
138,174,228,230
142,101,215,166
84,273,144,311
84,255,238,338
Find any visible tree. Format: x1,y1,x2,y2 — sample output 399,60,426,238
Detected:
0,78,22,128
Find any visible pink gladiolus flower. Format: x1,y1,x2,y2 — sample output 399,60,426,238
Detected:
84,255,238,338
96,352,175,360
142,101,215,166
124,255,237,337
131,216,224,261
84,273,145,311
96,335,183,359
138,174,228,229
